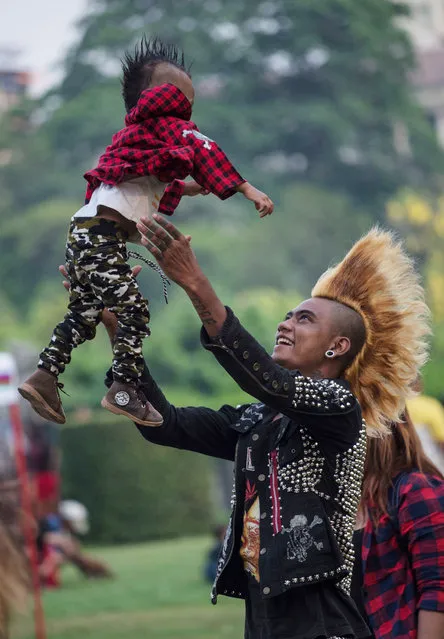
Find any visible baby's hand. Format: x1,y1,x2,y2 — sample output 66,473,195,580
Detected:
237,182,274,217
183,180,210,197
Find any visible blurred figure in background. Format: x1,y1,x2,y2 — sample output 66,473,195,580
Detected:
0,489,29,639
407,377,444,472
38,500,113,586
0,521,29,639
204,524,227,583
352,409,444,639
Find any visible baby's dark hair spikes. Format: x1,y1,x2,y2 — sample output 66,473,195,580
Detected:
121,35,188,112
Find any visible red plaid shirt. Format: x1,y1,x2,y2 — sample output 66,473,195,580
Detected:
362,472,444,639
84,83,245,214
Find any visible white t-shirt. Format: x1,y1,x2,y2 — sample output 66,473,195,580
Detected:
73,176,166,223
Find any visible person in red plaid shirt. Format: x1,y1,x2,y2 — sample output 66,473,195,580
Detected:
352,408,444,639
18,37,273,427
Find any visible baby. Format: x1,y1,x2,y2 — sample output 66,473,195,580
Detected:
19,37,273,428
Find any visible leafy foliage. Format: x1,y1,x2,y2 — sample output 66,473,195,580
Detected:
386,190,444,395
61,414,213,543
0,2,443,427
50,0,444,207
1,0,444,546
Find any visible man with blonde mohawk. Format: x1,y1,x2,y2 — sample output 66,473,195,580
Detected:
97,216,430,639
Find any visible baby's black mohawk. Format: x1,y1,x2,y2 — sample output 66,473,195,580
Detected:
121,36,188,113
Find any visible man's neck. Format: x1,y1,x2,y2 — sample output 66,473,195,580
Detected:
296,365,338,380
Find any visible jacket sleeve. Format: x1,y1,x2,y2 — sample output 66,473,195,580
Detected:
398,473,444,613
201,307,359,427
158,179,185,215
158,119,245,200
105,364,239,461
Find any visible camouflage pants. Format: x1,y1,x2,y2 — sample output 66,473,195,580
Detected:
39,217,150,383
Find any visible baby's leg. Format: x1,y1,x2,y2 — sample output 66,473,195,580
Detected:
86,241,162,427
19,245,103,424
88,253,150,383
38,262,104,377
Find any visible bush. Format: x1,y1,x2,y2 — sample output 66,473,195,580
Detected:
60,412,213,544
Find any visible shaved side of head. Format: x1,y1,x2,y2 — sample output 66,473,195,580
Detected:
151,62,187,85
150,62,195,103
329,300,366,370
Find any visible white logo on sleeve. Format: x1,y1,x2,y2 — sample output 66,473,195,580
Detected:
182,129,213,149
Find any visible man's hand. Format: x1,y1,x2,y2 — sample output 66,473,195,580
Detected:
137,214,227,335
236,182,274,217
182,180,210,197
59,265,71,292
137,214,204,290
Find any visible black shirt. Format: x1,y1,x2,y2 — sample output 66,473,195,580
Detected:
246,572,367,639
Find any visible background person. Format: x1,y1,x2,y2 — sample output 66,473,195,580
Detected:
204,524,227,584
353,409,444,639
38,500,113,585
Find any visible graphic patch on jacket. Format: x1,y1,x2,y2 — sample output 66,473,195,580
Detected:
240,481,260,581
282,514,324,562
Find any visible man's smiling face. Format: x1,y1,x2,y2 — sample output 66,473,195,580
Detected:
272,298,341,374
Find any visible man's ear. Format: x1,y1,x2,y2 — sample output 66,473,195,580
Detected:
332,336,351,357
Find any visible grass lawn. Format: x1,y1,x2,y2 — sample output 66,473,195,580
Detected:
12,536,244,639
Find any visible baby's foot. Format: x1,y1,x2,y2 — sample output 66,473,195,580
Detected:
18,368,66,424
101,381,163,427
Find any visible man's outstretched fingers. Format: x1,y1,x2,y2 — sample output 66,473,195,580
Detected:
153,225,173,248
139,216,172,249
137,216,162,236
137,222,163,250
153,214,182,240
137,217,158,239
141,235,163,261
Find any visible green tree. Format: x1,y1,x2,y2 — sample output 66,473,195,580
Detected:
0,182,392,406
2,0,442,315
0,198,79,309
53,0,443,212
386,189,444,396
61,415,213,543
2,0,444,403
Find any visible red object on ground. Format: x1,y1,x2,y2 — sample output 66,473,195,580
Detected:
9,402,47,639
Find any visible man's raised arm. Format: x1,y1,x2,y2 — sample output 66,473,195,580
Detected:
60,264,240,461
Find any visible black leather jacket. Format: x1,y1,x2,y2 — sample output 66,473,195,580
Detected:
128,308,366,604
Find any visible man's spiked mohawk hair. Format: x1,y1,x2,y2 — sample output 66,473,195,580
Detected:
121,36,189,113
311,228,431,436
